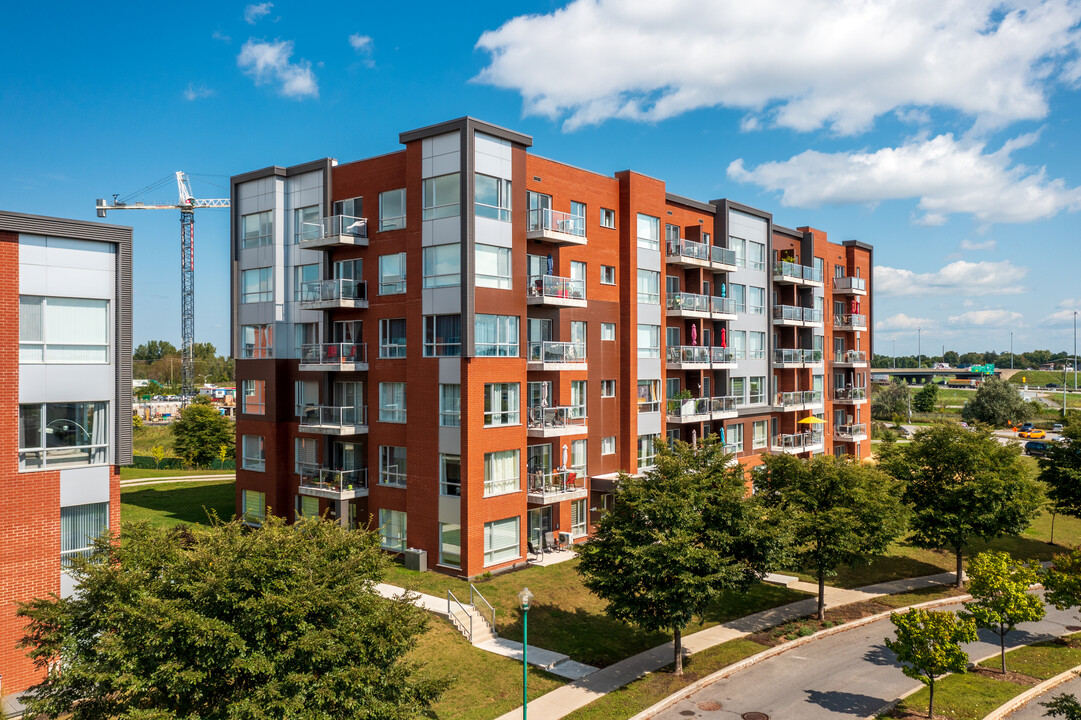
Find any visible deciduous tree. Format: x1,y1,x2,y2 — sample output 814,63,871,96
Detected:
576,436,783,675
872,379,911,421
755,454,908,620
171,400,234,468
885,608,977,719
961,551,1044,673
18,516,446,720
1043,547,1081,619
961,377,1032,426
912,382,939,413
878,424,1042,587
1040,415,1081,541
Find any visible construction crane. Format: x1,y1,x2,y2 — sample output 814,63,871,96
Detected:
96,172,229,400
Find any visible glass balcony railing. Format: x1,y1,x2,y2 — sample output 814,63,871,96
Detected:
300,405,368,430
527,405,587,431
805,265,824,282
773,431,825,451
835,350,868,364
710,296,739,315
803,308,823,323
666,238,711,263
301,215,367,241
298,466,368,494
835,314,868,329
834,276,866,292
774,260,804,280
300,342,367,366
711,246,737,266
710,346,738,364
527,468,585,495
527,274,586,301
710,396,739,414
528,341,587,364
836,423,868,439
773,305,804,322
774,348,825,364
527,208,586,237
667,397,711,418
300,278,367,304
667,345,711,364
834,387,868,401
667,292,711,313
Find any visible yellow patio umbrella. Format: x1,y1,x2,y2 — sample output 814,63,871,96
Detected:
798,416,826,424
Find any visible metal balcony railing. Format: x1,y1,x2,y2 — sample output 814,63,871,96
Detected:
803,308,823,323
834,387,868,401
711,296,739,315
835,350,868,364
834,314,868,329
711,246,737,266
300,405,368,430
774,260,804,280
667,345,711,364
773,431,825,451
300,278,367,304
298,466,368,494
527,274,586,301
710,395,739,414
710,346,738,364
300,342,367,366
666,238,711,263
527,405,587,431
834,276,866,292
301,215,367,241
527,208,586,237
836,423,868,440
527,468,586,495
528,341,587,364
667,292,711,313
773,305,804,322
667,397,711,418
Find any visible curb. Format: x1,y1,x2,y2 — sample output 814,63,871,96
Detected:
981,664,1081,720
628,593,971,720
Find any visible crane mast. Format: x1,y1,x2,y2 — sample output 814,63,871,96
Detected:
96,172,229,401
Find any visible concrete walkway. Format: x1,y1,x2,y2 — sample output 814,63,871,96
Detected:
120,474,235,487
492,571,963,720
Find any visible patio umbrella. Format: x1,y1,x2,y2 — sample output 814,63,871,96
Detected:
798,416,826,424
720,282,727,298
718,427,725,445
547,252,554,275
690,323,697,346
561,443,569,470
720,326,727,348
691,429,697,448
850,298,856,313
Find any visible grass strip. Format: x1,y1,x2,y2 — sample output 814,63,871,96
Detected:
120,479,235,527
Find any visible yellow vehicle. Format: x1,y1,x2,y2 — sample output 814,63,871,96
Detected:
1019,429,1046,439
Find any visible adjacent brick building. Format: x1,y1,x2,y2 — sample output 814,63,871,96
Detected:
0,211,132,713
230,117,872,579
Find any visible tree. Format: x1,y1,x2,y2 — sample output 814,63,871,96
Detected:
961,551,1044,673
133,339,178,362
18,516,446,720
961,377,1031,426
755,455,908,620
150,444,165,469
912,382,939,413
1044,695,1081,720
943,351,960,366
885,608,977,719
1040,415,1081,541
1043,547,1081,618
171,401,234,467
576,436,783,675
872,379,911,421
878,424,1042,588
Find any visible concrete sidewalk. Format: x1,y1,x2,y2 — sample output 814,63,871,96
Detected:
492,570,962,720
120,474,235,487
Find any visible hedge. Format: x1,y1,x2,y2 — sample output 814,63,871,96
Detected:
131,455,236,470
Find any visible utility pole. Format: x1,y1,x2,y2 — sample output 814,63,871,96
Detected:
1074,310,1078,392
1010,332,1014,370
917,327,922,369
892,338,896,369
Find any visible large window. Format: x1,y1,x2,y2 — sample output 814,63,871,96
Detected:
294,379,318,416
484,517,520,566
600,208,615,229
475,174,512,221
728,423,744,452
423,173,460,220
748,376,766,404
571,498,587,538
636,269,660,304
601,436,616,455
379,508,407,551
379,253,407,295
241,210,272,249
293,264,318,302
294,206,320,244
19,402,108,470
334,196,362,218
241,324,273,359
20,296,109,364
242,435,265,472
749,331,765,360
748,286,765,315
242,489,265,525
748,241,766,271
423,314,461,357
295,437,318,475
730,236,746,267
61,502,109,567
439,384,460,427
378,382,406,423
440,454,461,496
637,324,660,358
440,523,461,568
296,495,319,519
380,188,406,231
423,243,460,288
637,213,660,251
753,420,768,449
379,318,407,358
475,314,519,357
241,268,273,304
600,265,616,284
379,446,408,487
484,383,520,426
730,377,746,404
476,244,512,289
637,434,658,466
570,380,587,419
637,379,659,413
484,449,520,496
601,379,616,397
242,379,265,415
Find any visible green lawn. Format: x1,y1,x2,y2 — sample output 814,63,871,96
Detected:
120,467,234,481
133,423,176,456
120,479,235,527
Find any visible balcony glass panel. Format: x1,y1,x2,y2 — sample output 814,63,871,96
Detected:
527,274,586,301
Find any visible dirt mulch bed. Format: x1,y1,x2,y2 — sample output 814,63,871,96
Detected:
969,666,1042,686
747,600,901,647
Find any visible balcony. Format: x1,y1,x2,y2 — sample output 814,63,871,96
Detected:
299,405,369,436
527,341,587,371
710,346,739,369
773,260,805,284
803,308,824,326
834,350,868,367
527,405,587,438
772,305,806,327
527,274,587,308
666,345,711,370
833,276,867,295
710,296,739,321
298,215,368,249
527,469,588,504
711,246,738,272
771,431,825,455
298,279,368,310
667,397,712,424
835,423,868,442
298,466,368,500
666,238,712,269
775,390,823,411
834,314,868,332
526,208,587,246
666,292,711,319
710,395,739,419
834,387,869,404
299,343,368,372
773,348,825,368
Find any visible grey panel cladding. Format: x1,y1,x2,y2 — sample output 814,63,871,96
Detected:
116,232,133,465
0,212,132,244
462,126,475,357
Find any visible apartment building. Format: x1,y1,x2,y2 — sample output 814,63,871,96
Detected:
230,117,872,580
0,211,132,712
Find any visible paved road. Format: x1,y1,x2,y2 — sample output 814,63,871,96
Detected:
653,595,1079,720
1007,674,1081,720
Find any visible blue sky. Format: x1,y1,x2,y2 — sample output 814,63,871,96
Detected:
3,0,1080,359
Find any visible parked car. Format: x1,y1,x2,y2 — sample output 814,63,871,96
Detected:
1048,383,1059,388
1053,423,1064,433
1019,423,1035,433
1020,429,1047,439
1025,441,1049,457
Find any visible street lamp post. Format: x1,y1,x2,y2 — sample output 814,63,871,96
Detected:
518,587,534,720
917,327,922,369
1074,310,1078,392
1010,332,1014,370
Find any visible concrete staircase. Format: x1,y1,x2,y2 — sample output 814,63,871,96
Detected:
449,602,497,645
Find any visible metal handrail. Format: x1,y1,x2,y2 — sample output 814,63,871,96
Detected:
471,584,496,633
447,590,472,642
527,208,585,237
302,214,367,241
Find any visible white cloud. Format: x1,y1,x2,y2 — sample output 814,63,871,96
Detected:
1059,299,1081,309
876,313,935,331
475,0,1081,134
349,33,372,51
183,83,214,101
1042,308,1081,327
212,30,231,43
875,260,1028,296
947,309,1024,327
244,2,273,24
728,133,1081,224
237,39,318,99
960,238,997,251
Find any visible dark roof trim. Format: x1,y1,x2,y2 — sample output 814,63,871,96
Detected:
399,117,533,147
712,199,772,222
0,211,132,244
665,192,716,214
772,223,803,238
231,158,335,185
842,239,874,251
